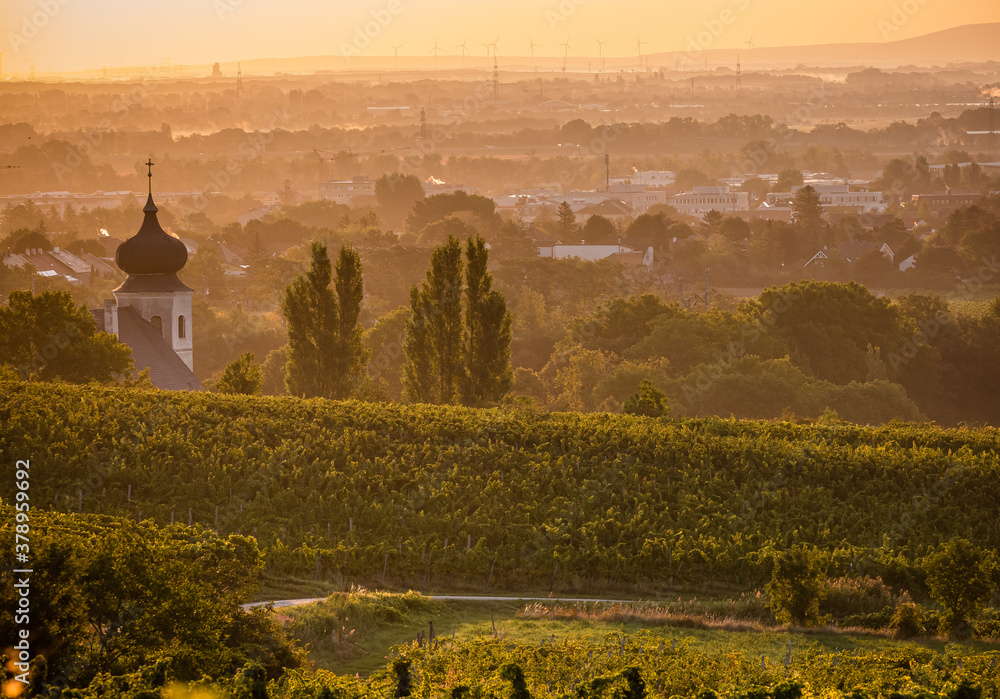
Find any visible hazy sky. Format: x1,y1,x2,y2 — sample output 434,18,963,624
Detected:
3,0,998,73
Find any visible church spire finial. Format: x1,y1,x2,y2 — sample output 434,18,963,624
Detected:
143,158,157,213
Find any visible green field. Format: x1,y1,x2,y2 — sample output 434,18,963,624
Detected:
281,591,1000,678
3,379,999,594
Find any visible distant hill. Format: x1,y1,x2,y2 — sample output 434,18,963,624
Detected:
660,22,1000,69
179,23,1000,77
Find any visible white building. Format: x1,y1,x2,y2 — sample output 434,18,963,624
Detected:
529,184,666,218
668,186,750,216
767,184,884,213
606,184,667,214
538,242,653,266
318,177,375,204
611,170,676,188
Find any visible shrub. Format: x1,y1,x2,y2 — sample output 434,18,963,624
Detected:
948,681,981,699
774,681,804,699
500,663,530,699
621,667,646,699
393,659,412,698
215,352,264,395
890,602,926,639
822,576,907,615
840,608,896,630
623,379,669,417
974,607,1000,639
766,547,826,626
233,661,268,699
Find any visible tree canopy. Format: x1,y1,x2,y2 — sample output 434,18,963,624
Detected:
404,191,499,235
215,351,263,395
375,172,425,231
0,290,133,383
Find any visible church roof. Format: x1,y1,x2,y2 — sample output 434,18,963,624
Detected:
115,271,192,293
93,306,203,391
114,163,190,291
115,193,189,276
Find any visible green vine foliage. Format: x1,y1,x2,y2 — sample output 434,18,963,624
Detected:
2,379,999,592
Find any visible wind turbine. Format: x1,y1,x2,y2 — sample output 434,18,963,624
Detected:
594,37,608,73
560,36,572,73
635,34,648,72
455,37,469,68
489,36,501,57
528,36,541,74
388,42,405,69
429,36,445,69
745,32,756,50
478,37,494,69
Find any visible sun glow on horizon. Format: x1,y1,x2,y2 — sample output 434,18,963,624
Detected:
1,0,998,75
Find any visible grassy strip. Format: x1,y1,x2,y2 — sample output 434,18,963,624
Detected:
279,591,1000,679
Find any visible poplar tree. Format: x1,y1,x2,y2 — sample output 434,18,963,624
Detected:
333,246,369,397
404,235,512,406
463,235,512,404
282,242,367,399
402,286,435,402
283,242,339,398
403,236,464,403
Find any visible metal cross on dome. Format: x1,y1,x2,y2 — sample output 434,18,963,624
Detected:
145,158,154,195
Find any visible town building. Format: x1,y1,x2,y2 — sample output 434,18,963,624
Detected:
575,199,633,224
909,193,983,217
2,245,118,286
605,184,667,214
611,170,676,188
668,186,750,216
318,176,375,204
537,242,653,266
767,184,885,213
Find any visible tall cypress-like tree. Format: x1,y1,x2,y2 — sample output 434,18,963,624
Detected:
333,246,369,397
404,235,512,406
282,242,367,399
283,242,339,398
463,236,512,404
402,286,435,402
403,236,464,403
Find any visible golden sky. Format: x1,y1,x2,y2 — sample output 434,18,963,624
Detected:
2,0,998,73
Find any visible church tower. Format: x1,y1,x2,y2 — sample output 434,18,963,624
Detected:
113,160,194,371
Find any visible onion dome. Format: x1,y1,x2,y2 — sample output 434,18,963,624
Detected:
116,195,187,274
114,160,192,293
